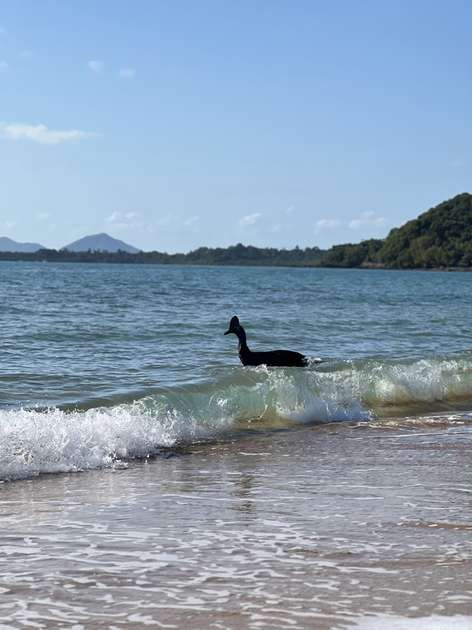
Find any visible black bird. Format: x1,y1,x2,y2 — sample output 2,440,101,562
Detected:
224,315,308,367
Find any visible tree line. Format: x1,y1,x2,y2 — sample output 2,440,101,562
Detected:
1,193,471,269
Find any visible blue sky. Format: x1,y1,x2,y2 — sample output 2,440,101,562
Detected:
1,0,471,251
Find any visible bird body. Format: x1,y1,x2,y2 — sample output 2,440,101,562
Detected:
224,316,307,367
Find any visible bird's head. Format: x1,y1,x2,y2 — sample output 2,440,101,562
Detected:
224,315,241,336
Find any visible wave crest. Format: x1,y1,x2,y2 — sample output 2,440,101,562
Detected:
2,353,472,481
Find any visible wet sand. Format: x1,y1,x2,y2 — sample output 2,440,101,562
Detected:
1,420,471,629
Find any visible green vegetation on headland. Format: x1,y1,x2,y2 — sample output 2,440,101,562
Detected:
1,193,471,269
322,192,472,269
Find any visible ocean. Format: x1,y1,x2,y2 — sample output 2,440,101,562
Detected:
0,261,471,628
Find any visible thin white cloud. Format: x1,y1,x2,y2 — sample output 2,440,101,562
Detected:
105,211,119,223
349,211,385,230
118,67,135,79
269,222,293,234
285,205,295,215
105,211,144,231
36,211,51,221
1,220,16,230
88,60,104,73
239,212,262,227
316,218,340,230
106,211,140,223
20,49,33,59
184,215,199,227
0,61,8,73
0,123,98,145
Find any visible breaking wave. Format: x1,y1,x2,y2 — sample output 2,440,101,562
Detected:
2,353,472,481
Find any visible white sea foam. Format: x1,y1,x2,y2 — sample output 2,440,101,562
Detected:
2,355,472,481
311,356,472,407
0,400,231,481
349,614,472,629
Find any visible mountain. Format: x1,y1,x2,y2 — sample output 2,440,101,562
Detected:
0,237,45,253
322,193,472,269
62,233,141,253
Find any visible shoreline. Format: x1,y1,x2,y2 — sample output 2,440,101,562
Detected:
0,256,471,272
1,421,471,628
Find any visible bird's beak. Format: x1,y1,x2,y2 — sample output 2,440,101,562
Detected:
224,329,231,335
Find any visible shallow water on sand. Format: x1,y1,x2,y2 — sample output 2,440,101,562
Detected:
1,421,471,628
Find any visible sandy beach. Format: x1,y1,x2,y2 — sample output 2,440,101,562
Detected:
1,417,471,629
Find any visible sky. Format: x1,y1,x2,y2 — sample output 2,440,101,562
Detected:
1,0,471,252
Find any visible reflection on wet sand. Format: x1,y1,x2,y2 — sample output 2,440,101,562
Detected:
0,420,471,629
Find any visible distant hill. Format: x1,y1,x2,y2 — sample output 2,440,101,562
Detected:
62,233,141,253
1,194,471,269
322,193,472,269
0,237,45,253
377,193,472,268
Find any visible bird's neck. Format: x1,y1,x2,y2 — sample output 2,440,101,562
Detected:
236,326,250,353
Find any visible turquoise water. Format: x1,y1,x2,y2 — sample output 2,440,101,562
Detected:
1,261,472,480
